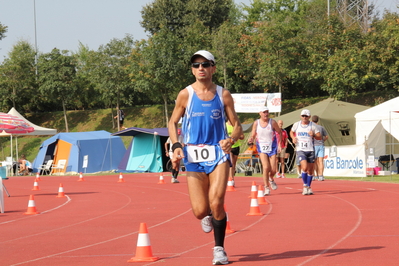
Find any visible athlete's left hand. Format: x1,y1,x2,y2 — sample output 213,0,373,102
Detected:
220,139,232,154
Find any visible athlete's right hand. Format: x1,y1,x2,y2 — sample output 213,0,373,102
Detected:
172,149,184,170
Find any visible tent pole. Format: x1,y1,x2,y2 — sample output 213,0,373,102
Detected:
15,136,18,161
109,136,112,172
390,111,393,181
10,135,13,161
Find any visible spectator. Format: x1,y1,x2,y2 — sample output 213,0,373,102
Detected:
18,154,33,176
312,115,328,181
164,128,183,183
226,120,244,186
243,142,260,167
275,120,289,178
114,109,126,130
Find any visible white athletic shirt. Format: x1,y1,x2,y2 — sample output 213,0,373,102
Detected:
256,118,275,153
291,121,319,152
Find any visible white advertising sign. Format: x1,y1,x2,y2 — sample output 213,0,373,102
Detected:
323,144,366,177
231,93,282,113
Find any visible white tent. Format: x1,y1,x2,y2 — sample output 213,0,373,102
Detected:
355,97,399,158
0,107,57,136
0,108,57,160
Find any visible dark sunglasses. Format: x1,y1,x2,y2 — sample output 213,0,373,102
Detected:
301,115,309,117
191,62,214,68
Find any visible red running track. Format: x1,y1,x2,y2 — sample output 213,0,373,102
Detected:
1,173,398,266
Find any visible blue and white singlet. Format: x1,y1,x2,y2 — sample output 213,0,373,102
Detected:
256,118,277,155
181,85,230,173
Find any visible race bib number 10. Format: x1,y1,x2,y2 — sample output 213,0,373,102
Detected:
187,145,216,163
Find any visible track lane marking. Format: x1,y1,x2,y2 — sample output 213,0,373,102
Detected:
296,194,363,266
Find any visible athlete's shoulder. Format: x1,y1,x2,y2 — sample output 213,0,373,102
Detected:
291,121,300,131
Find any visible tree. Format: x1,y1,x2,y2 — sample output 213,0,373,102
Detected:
237,0,310,95
0,22,7,41
212,21,244,91
129,28,191,126
141,0,233,37
88,35,136,131
362,12,399,91
315,20,368,99
73,43,100,110
0,41,37,112
38,48,78,132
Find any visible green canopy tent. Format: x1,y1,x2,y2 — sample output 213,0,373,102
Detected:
276,98,369,147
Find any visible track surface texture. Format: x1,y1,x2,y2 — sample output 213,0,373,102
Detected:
1,173,398,266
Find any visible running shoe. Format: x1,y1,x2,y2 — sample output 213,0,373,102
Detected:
275,173,281,178
213,246,229,265
281,173,286,178
171,178,180,183
270,180,278,190
319,176,325,181
201,215,213,233
302,187,309,195
308,187,313,195
264,186,270,196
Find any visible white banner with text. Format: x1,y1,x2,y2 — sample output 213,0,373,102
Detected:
231,93,282,113
323,144,366,177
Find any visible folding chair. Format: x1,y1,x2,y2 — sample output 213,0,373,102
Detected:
38,159,53,175
52,159,67,175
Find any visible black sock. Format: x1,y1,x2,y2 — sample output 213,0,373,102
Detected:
212,216,227,247
172,169,178,179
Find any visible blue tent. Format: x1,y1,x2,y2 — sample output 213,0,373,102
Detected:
112,127,169,173
32,131,126,174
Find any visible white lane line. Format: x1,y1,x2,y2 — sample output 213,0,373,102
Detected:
296,194,363,266
0,195,71,226
142,202,274,265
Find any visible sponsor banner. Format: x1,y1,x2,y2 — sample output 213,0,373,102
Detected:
232,93,281,113
323,144,366,177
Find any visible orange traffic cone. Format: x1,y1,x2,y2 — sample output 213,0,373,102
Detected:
35,172,41,181
248,181,257,198
117,173,125,183
157,173,165,184
257,185,268,205
127,223,160,262
226,177,236,192
56,183,65,198
24,195,40,215
246,193,263,216
224,205,235,233
78,172,85,182
32,181,40,191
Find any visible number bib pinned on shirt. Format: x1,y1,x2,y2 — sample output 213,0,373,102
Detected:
297,139,312,151
186,145,216,163
259,142,272,153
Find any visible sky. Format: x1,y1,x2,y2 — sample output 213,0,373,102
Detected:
0,0,397,62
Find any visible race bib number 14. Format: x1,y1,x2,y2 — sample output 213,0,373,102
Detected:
187,145,216,163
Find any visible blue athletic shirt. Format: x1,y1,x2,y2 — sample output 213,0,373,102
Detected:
181,85,230,173
182,85,228,145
